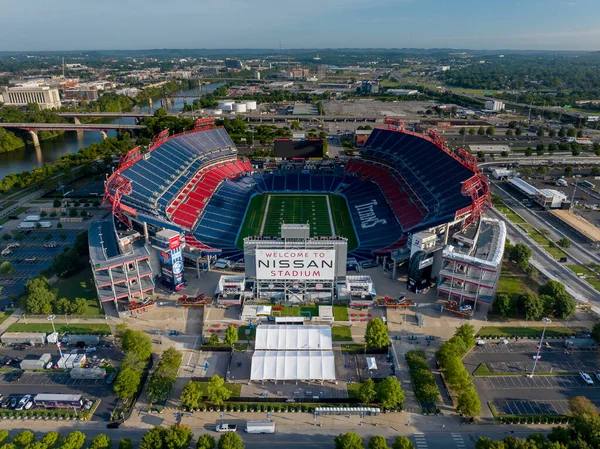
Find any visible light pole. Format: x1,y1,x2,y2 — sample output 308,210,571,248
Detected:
47,314,63,359
530,317,551,377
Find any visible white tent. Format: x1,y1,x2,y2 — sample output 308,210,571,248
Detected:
256,305,272,316
255,325,333,351
250,350,336,381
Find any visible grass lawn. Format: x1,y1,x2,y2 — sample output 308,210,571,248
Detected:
329,194,358,251
477,326,575,338
332,326,353,342
347,382,361,400
333,305,349,321
277,305,319,318
341,343,367,354
568,264,600,291
496,276,525,297
52,268,103,316
0,207,28,226
0,310,14,325
237,326,256,341
7,323,111,335
196,381,241,398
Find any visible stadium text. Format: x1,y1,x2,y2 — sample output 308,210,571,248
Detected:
255,249,336,280
355,200,387,229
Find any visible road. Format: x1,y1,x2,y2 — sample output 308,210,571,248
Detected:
491,182,600,267
486,207,600,303
0,422,551,449
327,137,345,158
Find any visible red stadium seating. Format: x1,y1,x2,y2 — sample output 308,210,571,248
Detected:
169,159,250,228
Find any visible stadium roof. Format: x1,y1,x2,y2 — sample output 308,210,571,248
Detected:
250,350,335,381
255,325,332,351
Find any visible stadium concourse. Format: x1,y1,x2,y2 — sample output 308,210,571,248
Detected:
97,118,499,315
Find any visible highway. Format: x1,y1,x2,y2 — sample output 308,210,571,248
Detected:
486,206,600,303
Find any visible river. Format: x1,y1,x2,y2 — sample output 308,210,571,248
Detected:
0,83,225,180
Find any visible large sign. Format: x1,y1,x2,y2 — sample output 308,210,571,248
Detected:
256,249,336,280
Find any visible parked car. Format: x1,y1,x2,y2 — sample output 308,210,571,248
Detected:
16,395,31,411
595,372,600,383
7,370,23,383
105,372,116,384
10,398,17,409
580,372,594,385
459,305,472,312
216,424,237,432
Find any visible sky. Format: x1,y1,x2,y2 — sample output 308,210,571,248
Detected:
0,0,599,52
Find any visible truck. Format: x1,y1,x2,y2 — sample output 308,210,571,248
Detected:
245,420,275,434
39,222,52,228
25,215,40,222
215,423,237,433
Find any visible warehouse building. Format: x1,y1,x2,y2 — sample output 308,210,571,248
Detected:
0,332,46,345
536,189,568,209
507,177,539,198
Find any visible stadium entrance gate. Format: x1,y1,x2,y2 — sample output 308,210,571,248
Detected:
243,224,347,303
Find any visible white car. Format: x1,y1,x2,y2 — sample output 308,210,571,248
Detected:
580,372,594,385
16,395,31,411
459,305,472,312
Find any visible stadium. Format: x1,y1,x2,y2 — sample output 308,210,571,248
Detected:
96,117,500,313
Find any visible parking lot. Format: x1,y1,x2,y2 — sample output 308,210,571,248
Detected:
0,371,107,386
487,360,600,374
478,374,599,390
0,229,80,301
492,399,600,416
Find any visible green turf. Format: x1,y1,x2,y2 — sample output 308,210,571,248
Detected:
52,267,103,316
347,382,361,400
6,323,111,335
236,193,358,250
332,326,353,341
333,305,349,321
496,276,526,297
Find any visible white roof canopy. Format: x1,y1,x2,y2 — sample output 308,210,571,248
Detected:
255,325,332,351
367,357,377,370
250,350,336,381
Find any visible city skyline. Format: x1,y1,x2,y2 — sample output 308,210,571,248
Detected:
1,0,599,52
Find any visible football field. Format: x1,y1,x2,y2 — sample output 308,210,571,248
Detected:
236,194,358,250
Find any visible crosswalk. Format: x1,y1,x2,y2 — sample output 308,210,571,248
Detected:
414,433,428,449
452,433,466,449
412,433,466,449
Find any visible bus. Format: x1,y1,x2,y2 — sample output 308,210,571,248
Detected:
582,180,596,189
33,394,83,409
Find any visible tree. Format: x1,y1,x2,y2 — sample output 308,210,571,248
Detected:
567,127,577,137
147,348,182,404
537,128,545,137
524,147,533,156
207,375,231,405
569,396,598,416
57,223,63,228
122,329,153,361
70,297,88,315
515,127,522,136
564,166,574,177
55,297,71,314
549,129,557,138
365,318,389,348
89,435,112,449
548,142,558,154
53,199,61,208
476,151,484,159
457,386,481,418
217,433,244,449
468,128,476,135
455,324,476,348
477,126,485,136
209,333,220,345
163,425,193,449
118,440,133,449
505,129,513,137
114,367,141,400
13,431,35,447
557,237,571,248
140,428,165,449
62,431,86,449
392,437,414,449
571,142,581,156
536,143,545,156
23,276,55,314
558,127,566,138
0,432,8,445
224,325,238,346
554,293,576,319
197,435,216,449
0,261,14,275
1,234,9,241
591,322,600,343
536,165,547,176
334,433,364,449
40,432,61,449
181,380,203,410
508,243,532,270
592,166,600,176
459,127,466,135
368,436,389,449
594,142,600,156
517,292,544,321
358,378,376,404
376,376,404,409
486,126,495,136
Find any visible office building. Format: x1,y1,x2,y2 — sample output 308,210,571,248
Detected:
0,85,61,109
